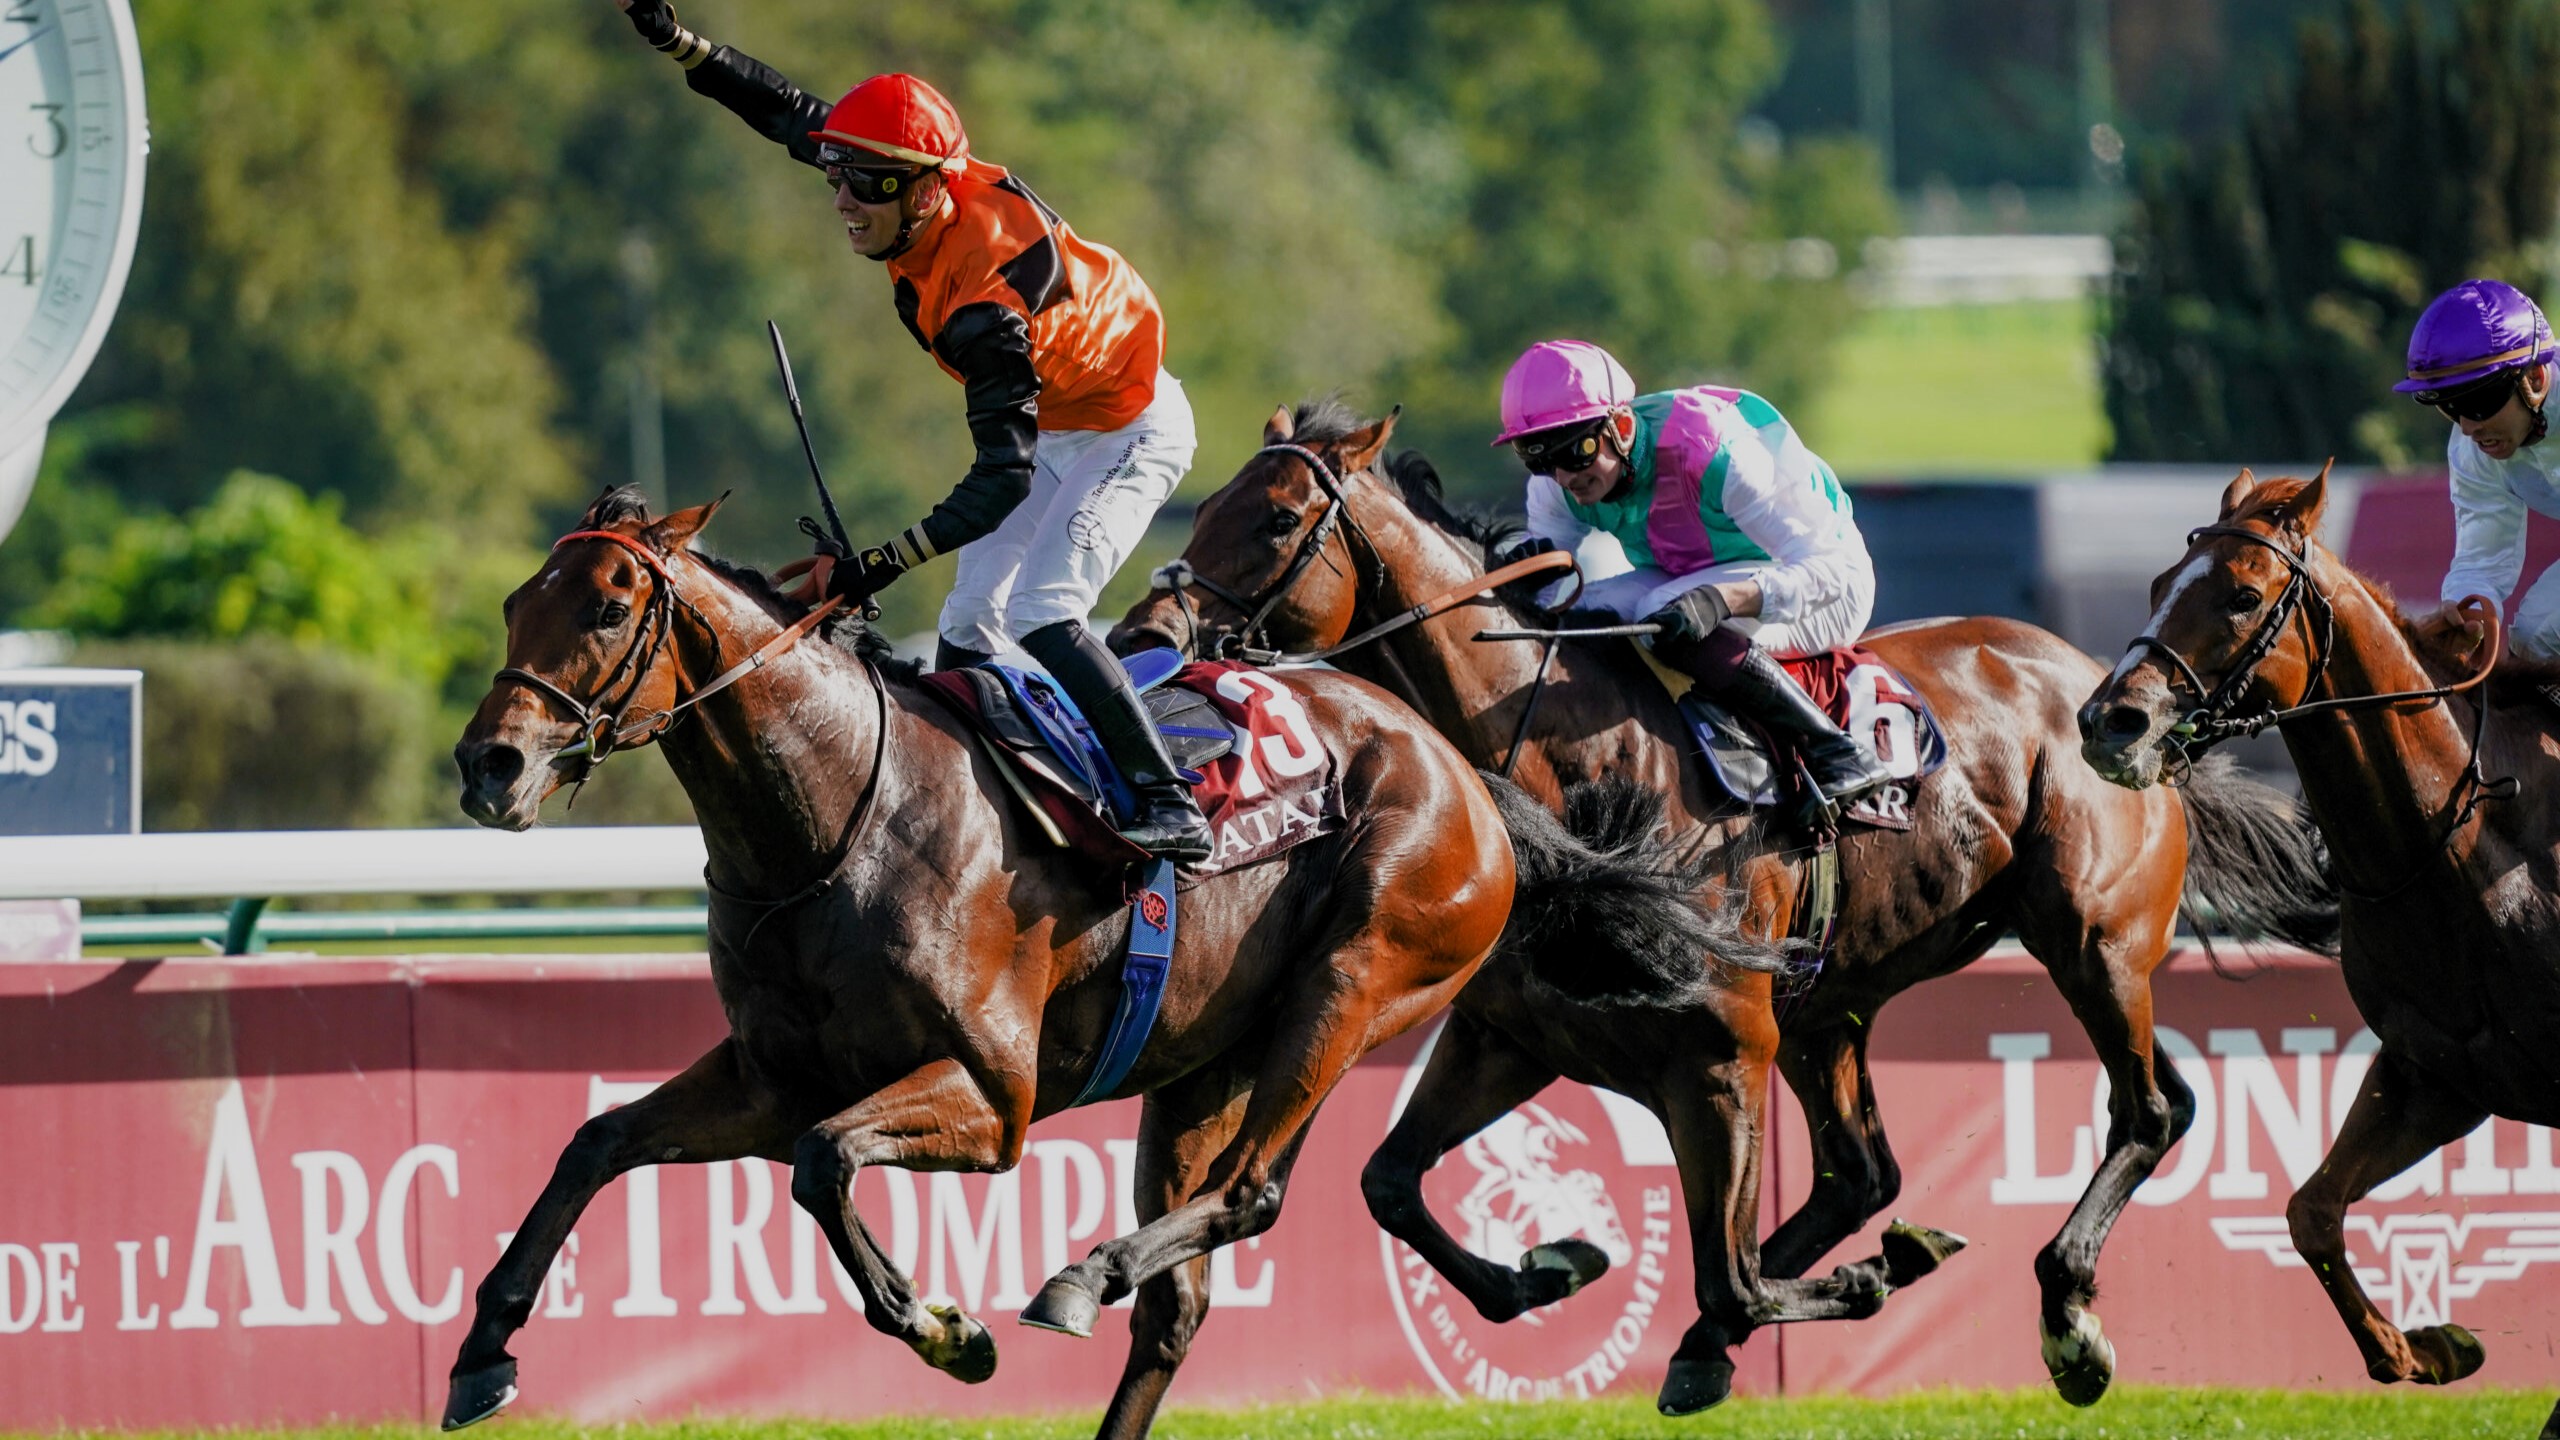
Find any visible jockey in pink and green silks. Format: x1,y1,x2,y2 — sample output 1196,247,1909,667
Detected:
1490,338,1895,809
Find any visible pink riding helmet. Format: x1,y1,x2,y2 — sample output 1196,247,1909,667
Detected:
1491,339,1636,445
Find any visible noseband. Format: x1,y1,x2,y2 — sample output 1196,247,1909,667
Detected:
1150,443,1382,661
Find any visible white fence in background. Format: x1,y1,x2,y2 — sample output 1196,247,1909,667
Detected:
1863,234,2112,306
0,826,707,901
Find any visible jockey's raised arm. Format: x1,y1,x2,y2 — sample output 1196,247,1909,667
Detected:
610,0,1210,859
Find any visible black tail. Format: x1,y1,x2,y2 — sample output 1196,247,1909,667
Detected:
1483,772,1784,1008
2177,754,2340,965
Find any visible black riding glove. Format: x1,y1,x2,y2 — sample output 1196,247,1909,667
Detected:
826,540,914,605
1494,536,1560,568
1644,586,1733,644
622,0,681,48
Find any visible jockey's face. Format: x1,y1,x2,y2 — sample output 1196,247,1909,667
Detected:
2452,363,2552,461
834,171,939,259
1554,440,1625,505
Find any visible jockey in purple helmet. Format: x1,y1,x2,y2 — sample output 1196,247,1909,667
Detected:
2399,278,2560,660
1491,339,1895,809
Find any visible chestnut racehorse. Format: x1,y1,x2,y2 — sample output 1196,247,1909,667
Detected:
1112,403,2337,1412
445,488,1771,1439
2079,466,2560,1440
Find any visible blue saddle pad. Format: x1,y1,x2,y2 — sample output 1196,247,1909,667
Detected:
968,651,1233,824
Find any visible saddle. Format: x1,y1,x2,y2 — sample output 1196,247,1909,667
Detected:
1656,644,1948,833
918,651,1343,874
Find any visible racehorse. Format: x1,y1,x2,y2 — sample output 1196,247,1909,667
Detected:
444,488,1766,1440
2078,466,2560,1440
1111,403,2337,1412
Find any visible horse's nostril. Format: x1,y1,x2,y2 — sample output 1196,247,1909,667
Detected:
459,742,525,790
2101,706,2152,739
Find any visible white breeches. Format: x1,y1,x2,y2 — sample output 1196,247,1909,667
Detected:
1577,554,1877,658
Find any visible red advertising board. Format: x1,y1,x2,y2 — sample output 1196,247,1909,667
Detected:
0,947,2551,1428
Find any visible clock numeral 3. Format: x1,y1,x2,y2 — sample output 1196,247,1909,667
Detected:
29,103,64,160
4,236,36,289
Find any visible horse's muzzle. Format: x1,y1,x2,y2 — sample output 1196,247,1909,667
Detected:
455,739,539,830
2075,691,2171,789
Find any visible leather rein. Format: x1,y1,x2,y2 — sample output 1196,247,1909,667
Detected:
2114,522,2511,896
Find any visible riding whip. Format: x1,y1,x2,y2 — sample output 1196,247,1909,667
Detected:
766,321,854,560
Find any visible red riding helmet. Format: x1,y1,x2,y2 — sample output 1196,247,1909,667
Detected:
810,73,970,175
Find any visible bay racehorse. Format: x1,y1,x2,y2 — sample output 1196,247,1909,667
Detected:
1111,403,2337,1411
445,488,1768,1439
2078,466,2560,1440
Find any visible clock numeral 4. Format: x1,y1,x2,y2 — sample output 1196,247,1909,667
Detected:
30,103,64,160
4,236,36,289
2,2,37,25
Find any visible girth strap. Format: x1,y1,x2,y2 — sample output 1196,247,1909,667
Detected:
1071,857,1179,1107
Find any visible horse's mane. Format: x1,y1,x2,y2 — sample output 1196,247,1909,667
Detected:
574,486,924,683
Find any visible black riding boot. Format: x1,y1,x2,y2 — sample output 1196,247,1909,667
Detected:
934,637,994,673
1018,621,1215,863
1713,647,1897,809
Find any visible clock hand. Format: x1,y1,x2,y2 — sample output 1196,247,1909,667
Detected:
0,28,46,65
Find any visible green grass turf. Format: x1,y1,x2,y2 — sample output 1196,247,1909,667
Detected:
47,1387,2553,1440
1806,300,2110,478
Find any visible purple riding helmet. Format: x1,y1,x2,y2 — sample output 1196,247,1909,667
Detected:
2398,278,2556,407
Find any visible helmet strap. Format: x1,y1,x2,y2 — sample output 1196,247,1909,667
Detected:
863,173,947,264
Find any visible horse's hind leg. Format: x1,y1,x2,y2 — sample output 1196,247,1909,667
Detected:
1761,1023,1967,1289
790,1056,1035,1384
1360,1008,1596,1323
1094,1055,1256,1440
2288,1045,2487,1388
444,1039,791,1430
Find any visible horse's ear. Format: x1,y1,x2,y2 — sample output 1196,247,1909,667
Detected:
647,492,728,552
1264,406,1295,445
1337,405,1403,473
2282,458,2334,536
2219,468,2259,517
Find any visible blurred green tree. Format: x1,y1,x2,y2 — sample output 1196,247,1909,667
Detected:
2104,0,2560,464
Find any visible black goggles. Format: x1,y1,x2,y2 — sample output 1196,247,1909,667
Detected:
1511,417,1612,474
2421,372,2521,424
817,146,923,204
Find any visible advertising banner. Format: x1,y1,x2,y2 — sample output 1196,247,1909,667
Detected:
0,947,2548,1428
0,669,140,835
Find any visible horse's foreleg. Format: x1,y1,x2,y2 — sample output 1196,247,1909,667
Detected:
2017,923,2189,1408
1360,1009,1585,1323
1094,1056,1256,1440
789,1056,1031,1385
2288,1044,2487,1388
1027,951,1419,1336
444,1039,789,1430
1652,1055,1771,1418
1761,1024,1898,1280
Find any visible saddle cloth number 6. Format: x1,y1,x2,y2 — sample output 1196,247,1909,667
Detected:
1845,663,1923,781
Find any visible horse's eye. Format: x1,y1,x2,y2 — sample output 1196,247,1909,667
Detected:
1265,511,1301,537
595,601,631,629
2227,590,2263,614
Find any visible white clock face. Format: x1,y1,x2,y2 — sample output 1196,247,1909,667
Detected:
0,0,144,458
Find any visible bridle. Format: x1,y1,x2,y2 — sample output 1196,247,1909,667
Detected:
1149,444,1385,662
2114,522,2511,895
494,528,846,770
490,525,877,928
1147,443,1583,669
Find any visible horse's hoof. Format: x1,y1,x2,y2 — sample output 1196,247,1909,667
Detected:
1019,1277,1101,1338
1881,1219,1969,1285
2040,1309,2116,1408
1519,1239,1611,1304
441,1358,519,1432
1656,1356,1736,1417
2407,1323,2486,1384
919,1303,999,1383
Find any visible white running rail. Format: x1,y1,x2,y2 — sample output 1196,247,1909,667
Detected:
0,826,707,901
